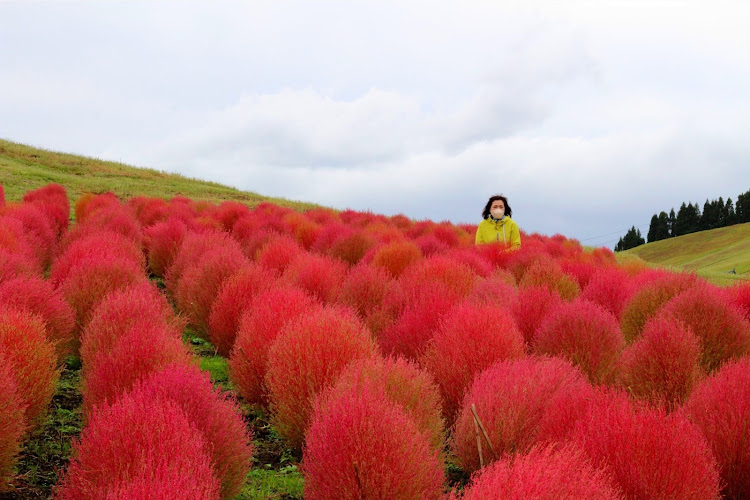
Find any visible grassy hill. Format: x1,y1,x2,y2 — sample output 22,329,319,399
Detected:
622,222,750,285
0,139,318,212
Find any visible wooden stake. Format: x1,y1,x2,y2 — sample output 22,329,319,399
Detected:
472,406,484,468
471,404,496,460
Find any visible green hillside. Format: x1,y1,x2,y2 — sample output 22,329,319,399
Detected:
622,222,750,285
0,139,318,212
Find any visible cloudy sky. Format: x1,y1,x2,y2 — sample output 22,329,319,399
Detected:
2,1,749,247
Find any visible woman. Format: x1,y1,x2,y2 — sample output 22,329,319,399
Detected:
475,194,521,249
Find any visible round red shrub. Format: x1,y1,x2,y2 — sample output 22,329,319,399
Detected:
302,385,445,500
212,201,251,232
415,234,450,257
534,299,624,384
457,443,623,500
4,203,57,268
580,267,637,321
265,306,378,449
452,356,593,473
444,248,493,278
60,256,148,331
328,229,376,265
372,239,422,278
208,264,276,356
726,282,750,322
80,282,183,367
519,258,580,301
618,316,701,409
559,257,601,290
0,356,27,492
128,196,169,227
326,356,445,452
143,217,188,276
0,247,39,284
399,255,477,299
335,263,393,319
164,229,237,294
254,234,305,273
620,271,698,343
660,284,750,372
174,244,248,333
281,253,348,304
80,324,193,418
55,395,220,500
74,192,119,223
422,303,525,421
133,364,253,499
0,276,75,363
571,391,720,500
512,285,565,345
685,357,750,499
467,274,518,308
0,307,59,427
81,205,143,247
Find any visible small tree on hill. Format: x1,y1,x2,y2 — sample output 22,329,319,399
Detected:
615,226,645,252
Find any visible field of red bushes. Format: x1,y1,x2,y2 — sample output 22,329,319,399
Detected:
1,182,750,499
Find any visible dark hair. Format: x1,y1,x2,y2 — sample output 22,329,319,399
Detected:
482,195,512,220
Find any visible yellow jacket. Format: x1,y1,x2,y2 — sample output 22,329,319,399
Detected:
475,217,521,249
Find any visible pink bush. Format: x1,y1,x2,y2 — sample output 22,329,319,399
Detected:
265,306,378,449
467,274,518,308
164,229,237,294
660,284,750,372
254,234,305,273
143,217,188,276
618,316,701,409
326,356,445,452
452,356,593,473
335,263,393,319
726,281,750,321
0,276,75,363
0,247,39,284
0,357,27,492
212,201,250,232
533,299,624,384
55,395,220,500
281,253,348,304
580,267,637,320
571,391,720,500
457,443,623,500
519,258,581,301
208,263,276,356
620,271,698,343
229,286,318,405
128,196,169,227
0,307,59,427
74,192,119,223
80,324,192,418
399,255,477,299
3,203,57,269
133,364,253,499
80,204,143,247
685,357,750,499
174,244,248,333
51,230,145,285
512,285,564,345
80,283,183,367
371,239,423,278
302,385,444,500
422,303,525,420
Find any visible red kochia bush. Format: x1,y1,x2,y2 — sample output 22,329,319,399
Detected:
456,443,623,500
208,264,276,356
174,243,248,333
60,257,148,331
452,357,593,473
618,316,701,409
399,255,477,299
534,299,624,384
80,283,183,367
620,271,698,343
74,192,119,223
660,284,750,372
254,234,305,274
55,395,220,500
335,263,393,319
229,286,318,406
0,276,75,363
512,285,564,345
0,357,27,491
571,391,720,500
325,356,445,452
726,282,750,321
133,364,253,499
281,253,348,304
328,229,376,265
0,307,59,427
0,184,4,207
143,217,188,276
422,303,525,421
519,258,581,301
302,385,445,500
80,324,192,418
371,239,423,278
164,229,237,294
51,230,145,285
467,274,518,308
685,358,750,499
580,267,637,321
4,203,57,268
0,248,38,284
79,204,143,247
128,196,169,227
265,306,378,449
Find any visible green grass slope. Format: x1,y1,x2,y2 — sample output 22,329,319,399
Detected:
0,139,318,212
622,222,750,285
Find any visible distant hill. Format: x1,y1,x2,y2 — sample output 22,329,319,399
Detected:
0,139,318,212
622,222,750,285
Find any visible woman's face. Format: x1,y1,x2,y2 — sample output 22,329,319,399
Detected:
490,199,505,217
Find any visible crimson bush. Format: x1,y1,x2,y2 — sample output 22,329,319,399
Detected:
0,357,26,492
281,253,348,304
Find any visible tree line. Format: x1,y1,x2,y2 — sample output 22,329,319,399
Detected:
614,188,750,252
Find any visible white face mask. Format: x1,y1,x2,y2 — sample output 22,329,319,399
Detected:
491,209,505,220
